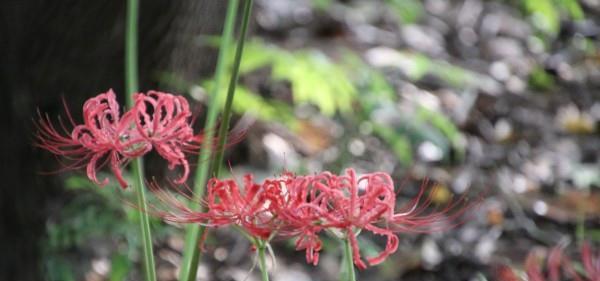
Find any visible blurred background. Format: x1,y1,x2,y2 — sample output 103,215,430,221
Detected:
1,0,599,280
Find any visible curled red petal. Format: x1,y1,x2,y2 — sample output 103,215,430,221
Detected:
364,224,399,266
347,228,367,270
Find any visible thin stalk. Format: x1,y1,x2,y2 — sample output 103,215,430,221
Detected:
257,243,270,281
125,0,157,280
342,239,356,281
211,0,254,176
178,1,240,280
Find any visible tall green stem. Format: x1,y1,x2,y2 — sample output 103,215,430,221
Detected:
125,0,157,280
211,0,254,176
178,1,240,281
342,239,356,281
179,0,253,280
257,243,270,281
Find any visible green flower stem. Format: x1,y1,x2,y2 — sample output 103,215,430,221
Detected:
179,0,253,280
257,243,270,281
343,238,356,281
211,0,254,176
178,1,240,281
125,0,157,281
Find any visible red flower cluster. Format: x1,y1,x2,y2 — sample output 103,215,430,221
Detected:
157,169,474,268
497,242,600,281
36,89,202,188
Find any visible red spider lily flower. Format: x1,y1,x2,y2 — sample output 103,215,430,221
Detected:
202,174,288,239
497,242,600,281
36,90,150,188
133,91,194,184
293,231,323,266
304,169,473,270
290,170,399,270
154,171,328,265
153,168,475,268
153,174,291,239
35,89,217,188
272,173,331,266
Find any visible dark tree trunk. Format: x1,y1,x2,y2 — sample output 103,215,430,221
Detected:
0,1,228,280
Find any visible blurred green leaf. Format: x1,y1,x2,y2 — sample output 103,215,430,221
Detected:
166,39,465,167
110,254,132,281
275,51,356,115
44,174,171,280
202,80,297,126
406,53,432,80
341,51,396,112
372,106,459,165
373,124,413,165
345,49,462,164
234,40,358,116
529,66,555,90
237,40,275,73
403,119,451,161
558,0,584,20
371,49,479,89
524,0,560,35
385,0,424,24
311,0,333,11
187,39,360,117
433,62,473,88
416,106,464,161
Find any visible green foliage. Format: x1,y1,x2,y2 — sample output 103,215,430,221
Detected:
311,0,333,11
523,0,585,36
277,51,356,115
528,66,555,90
239,40,357,116
558,0,584,20
232,86,297,125
403,113,451,162
373,123,414,165
203,81,297,126
385,0,424,24
371,49,482,90
406,53,476,89
368,105,463,165
233,40,464,165
110,254,133,281
44,174,170,281
345,51,464,163
524,0,560,35
159,70,297,127
167,38,465,166
164,39,357,119
416,105,465,160
342,51,396,104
